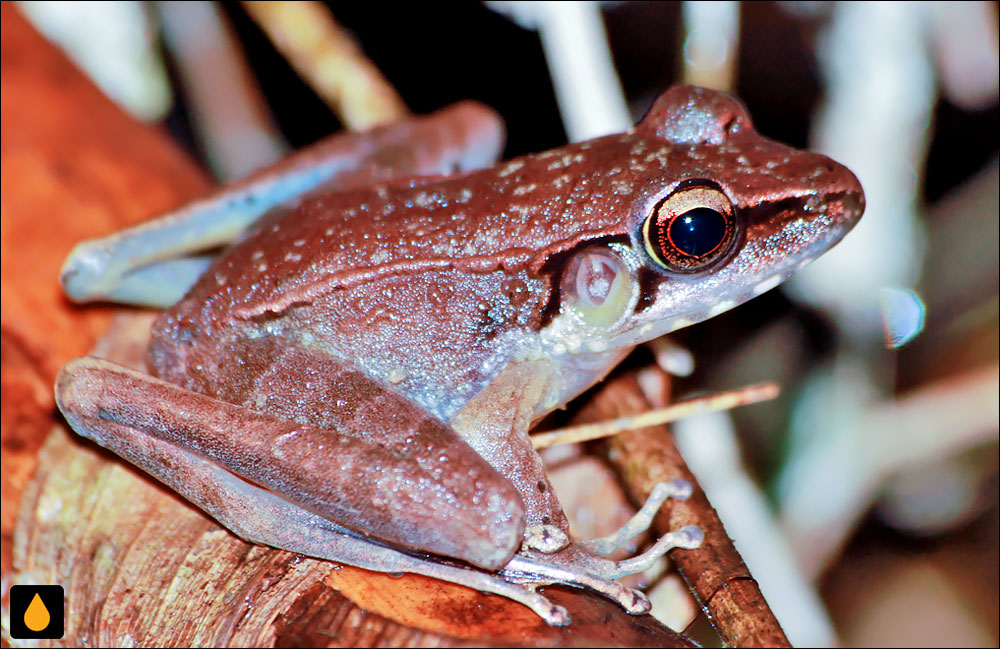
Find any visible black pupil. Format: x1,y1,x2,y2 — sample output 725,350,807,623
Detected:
669,207,726,257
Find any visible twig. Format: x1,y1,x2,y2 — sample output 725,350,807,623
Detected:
575,369,791,648
243,1,408,129
532,382,778,449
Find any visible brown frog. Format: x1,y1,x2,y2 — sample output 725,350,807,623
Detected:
56,86,864,624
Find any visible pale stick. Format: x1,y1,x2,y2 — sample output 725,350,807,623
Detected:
531,381,780,449
243,1,408,129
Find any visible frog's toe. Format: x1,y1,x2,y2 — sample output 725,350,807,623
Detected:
607,524,703,579
542,602,572,626
503,554,654,615
522,523,570,554
580,479,694,556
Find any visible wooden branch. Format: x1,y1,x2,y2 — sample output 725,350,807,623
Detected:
1,6,692,646
577,368,792,648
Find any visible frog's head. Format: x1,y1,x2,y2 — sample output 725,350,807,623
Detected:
536,86,864,378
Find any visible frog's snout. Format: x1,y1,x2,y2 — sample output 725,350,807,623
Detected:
814,153,866,231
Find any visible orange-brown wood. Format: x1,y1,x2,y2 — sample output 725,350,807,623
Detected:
1,0,210,579
585,369,791,647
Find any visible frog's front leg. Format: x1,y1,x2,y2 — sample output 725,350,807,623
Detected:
450,360,702,611
61,101,503,308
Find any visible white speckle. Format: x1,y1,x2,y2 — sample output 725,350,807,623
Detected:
387,367,407,384
293,239,306,247
457,188,473,202
546,152,586,171
708,299,736,318
796,257,814,272
509,205,532,217
498,160,525,177
284,251,302,262
753,275,783,295
513,183,537,196
670,317,693,331
553,174,573,189
640,323,653,335
251,250,264,260
325,227,335,236
586,338,608,353
257,263,268,272
611,179,633,196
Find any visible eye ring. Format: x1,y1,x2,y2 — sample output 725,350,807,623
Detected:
642,184,737,272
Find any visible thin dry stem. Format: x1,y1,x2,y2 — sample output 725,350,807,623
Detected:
532,381,779,449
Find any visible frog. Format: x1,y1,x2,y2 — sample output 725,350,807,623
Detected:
55,85,864,625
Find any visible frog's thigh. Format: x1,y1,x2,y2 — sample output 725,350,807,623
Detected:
61,102,503,308
54,386,569,625
55,356,523,571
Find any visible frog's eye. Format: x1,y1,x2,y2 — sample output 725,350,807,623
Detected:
642,185,736,272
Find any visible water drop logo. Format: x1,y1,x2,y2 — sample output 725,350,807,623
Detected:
24,593,50,631
9,585,64,639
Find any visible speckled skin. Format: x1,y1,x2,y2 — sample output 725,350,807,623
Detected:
58,86,864,604
150,87,862,419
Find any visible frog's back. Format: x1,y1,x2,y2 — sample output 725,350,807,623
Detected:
147,85,863,419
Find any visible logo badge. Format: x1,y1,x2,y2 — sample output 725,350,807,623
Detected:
9,585,65,639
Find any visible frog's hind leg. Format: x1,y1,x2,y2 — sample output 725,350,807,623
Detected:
61,101,503,308
56,355,528,569
578,479,694,556
55,362,569,624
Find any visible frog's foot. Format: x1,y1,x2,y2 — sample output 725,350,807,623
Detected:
511,479,701,613
503,523,703,614
504,554,653,614
579,479,694,556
